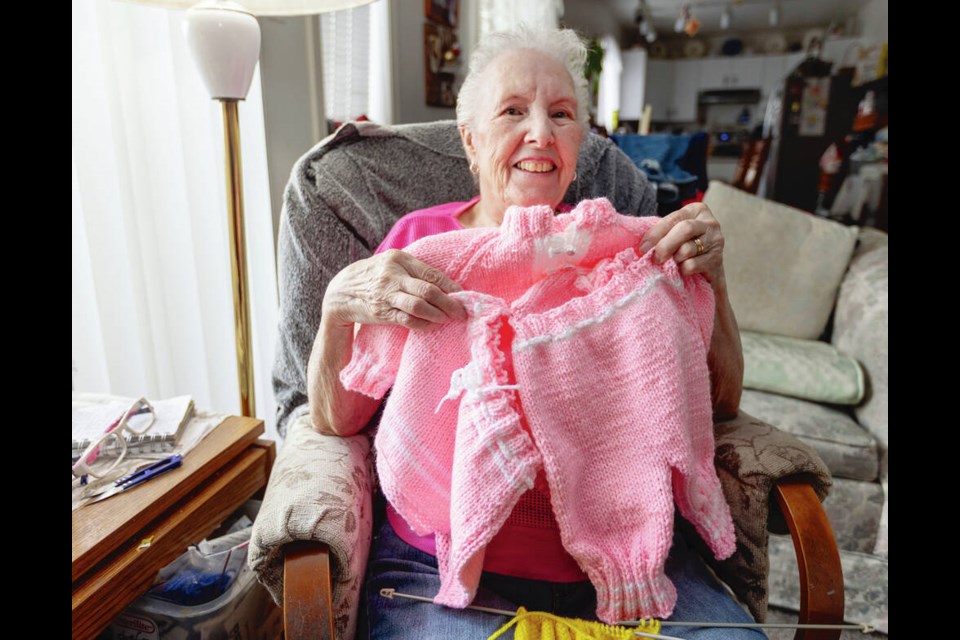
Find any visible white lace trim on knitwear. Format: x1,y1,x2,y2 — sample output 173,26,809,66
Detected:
514,271,685,351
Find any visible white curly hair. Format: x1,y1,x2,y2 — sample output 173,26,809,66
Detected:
455,26,591,131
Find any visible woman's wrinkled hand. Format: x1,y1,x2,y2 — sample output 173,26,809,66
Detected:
637,202,727,286
322,249,467,331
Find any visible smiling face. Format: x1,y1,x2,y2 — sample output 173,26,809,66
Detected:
459,49,585,226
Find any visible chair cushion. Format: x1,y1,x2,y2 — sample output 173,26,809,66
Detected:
739,390,879,482
703,180,859,340
741,331,865,405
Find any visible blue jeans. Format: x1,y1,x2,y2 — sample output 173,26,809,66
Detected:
357,518,766,639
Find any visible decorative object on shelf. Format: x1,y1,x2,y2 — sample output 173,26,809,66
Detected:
721,37,744,56
683,38,707,58
120,0,378,418
803,28,826,55
649,41,669,59
763,33,787,54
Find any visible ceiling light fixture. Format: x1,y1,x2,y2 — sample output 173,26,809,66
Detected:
675,3,689,32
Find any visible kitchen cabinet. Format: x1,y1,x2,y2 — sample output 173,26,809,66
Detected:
645,59,675,122
699,56,763,90
668,59,701,122
620,50,648,120
635,42,867,125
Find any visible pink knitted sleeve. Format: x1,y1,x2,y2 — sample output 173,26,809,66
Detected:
339,324,408,398
339,224,486,398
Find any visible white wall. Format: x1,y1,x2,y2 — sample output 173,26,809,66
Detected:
562,0,620,39
857,0,888,42
390,1,458,124
258,16,326,251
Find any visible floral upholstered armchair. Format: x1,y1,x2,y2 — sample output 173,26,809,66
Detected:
248,121,842,640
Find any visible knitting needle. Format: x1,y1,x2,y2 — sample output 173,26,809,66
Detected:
379,589,683,639
619,619,877,633
380,589,878,635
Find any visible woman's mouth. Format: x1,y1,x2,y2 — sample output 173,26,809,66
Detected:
514,160,557,173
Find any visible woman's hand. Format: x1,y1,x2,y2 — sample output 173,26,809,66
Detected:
638,202,726,287
638,201,743,418
322,249,467,331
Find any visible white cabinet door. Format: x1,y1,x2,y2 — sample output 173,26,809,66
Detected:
620,50,647,120
670,59,701,122
645,59,674,121
698,58,729,90
697,56,763,89
729,56,763,87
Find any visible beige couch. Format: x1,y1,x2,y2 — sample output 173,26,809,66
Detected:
703,180,889,634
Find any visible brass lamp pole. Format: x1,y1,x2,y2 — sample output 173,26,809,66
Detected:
221,99,256,417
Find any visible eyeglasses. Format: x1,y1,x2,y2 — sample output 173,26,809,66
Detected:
72,397,157,481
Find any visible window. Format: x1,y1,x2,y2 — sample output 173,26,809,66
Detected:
320,0,392,126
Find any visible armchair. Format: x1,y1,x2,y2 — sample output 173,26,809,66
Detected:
249,120,842,640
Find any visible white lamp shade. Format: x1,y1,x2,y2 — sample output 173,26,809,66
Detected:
183,1,261,99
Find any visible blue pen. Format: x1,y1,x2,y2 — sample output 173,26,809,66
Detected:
115,454,183,489
89,454,183,504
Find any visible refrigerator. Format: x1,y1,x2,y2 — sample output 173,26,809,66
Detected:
766,58,862,214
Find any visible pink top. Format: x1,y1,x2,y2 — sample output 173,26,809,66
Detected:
376,197,587,583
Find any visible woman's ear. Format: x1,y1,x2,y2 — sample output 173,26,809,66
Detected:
459,125,476,164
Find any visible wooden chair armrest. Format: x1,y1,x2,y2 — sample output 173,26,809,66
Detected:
775,480,845,640
283,541,336,640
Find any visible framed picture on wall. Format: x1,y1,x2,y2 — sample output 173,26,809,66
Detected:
424,22,458,107
425,0,459,28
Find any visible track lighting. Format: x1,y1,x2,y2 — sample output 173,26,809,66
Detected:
769,3,780,27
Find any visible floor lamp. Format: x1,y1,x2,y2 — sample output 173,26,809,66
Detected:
123,0,376,417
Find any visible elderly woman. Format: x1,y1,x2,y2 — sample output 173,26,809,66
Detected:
307,27,761,640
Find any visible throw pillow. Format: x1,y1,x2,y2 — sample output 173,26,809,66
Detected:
741,330,865,405
703,180,859,340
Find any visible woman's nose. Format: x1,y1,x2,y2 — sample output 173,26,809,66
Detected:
524,111,555,147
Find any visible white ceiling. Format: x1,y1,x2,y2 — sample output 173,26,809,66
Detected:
583,0,872,37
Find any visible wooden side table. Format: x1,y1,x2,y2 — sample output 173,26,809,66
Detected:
72,416,277,640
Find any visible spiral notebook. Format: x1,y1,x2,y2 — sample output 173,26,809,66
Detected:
72,395,195,457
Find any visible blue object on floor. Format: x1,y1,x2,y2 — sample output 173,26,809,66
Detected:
611,134,699,185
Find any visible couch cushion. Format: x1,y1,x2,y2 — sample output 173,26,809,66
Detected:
818,476,885,554
739,390,878,481
741,331,865,405
768,533,887,634
703,180,859,340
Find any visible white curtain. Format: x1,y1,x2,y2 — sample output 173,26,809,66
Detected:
479,0,564,37
72,0,280,439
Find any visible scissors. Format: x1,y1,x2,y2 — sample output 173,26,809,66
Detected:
90,454,183,504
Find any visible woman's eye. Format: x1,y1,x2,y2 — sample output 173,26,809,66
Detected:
553,110,572,119
503,107,522,116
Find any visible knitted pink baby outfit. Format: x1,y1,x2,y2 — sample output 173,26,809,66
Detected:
339,198,736,623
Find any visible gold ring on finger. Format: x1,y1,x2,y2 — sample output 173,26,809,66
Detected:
693,237,705,256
